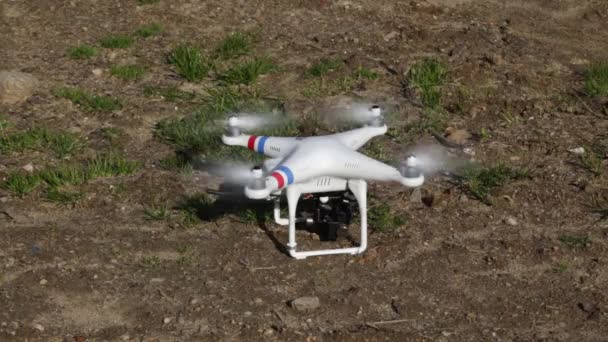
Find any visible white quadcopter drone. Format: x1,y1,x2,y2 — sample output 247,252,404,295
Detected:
218,104,425,259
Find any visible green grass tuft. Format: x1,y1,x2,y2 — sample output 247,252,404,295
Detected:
307,58,342,77
100,35,134,49
214,32,251,59
0,115,10,133
86,154,141,179
143,85,195,102
220,57,274,85
68,45,97,59
0,128,82,157
406,58,448,109
558,234,590,249
111,64,145,81
169,45,211,82
580,149,604,176
139,255,162,268
355,66,379,80
45,188,82,204
2,172,41,196
369,203,408,233
135,23,163,38
38,164,88,187
144,205,170,220
460,164,529,204
54,87,122,112
202,86,243,113
158,154,193,174
301,77,356,98
584,61,608,97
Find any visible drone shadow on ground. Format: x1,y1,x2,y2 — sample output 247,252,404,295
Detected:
176,151,359,255
176,184,357,256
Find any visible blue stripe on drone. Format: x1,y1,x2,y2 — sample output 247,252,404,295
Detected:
257,136,268,154
277,165,294,184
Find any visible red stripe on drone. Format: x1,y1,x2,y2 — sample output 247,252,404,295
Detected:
271,172,285,188
247,135,257,150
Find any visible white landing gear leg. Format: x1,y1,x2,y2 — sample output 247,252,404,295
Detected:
286,180,368,259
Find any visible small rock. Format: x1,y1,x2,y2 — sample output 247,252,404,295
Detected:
505,217,518,226
163,317,172,324
92,68,103,77
190,298,199,305
483,53,504,65
263,328,274,336
0,71,39,104
444,128,471,145
32,323,44,332
568,147,585,155
120,334,131,341
22,163,34,173
149,278,165,283
383,31,399,41
289,296,320,312
39,279,48,285
409,188,422,203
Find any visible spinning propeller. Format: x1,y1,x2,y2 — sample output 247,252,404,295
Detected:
324,102,386,127
221,112,287,137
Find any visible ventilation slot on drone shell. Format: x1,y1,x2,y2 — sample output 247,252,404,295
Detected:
344,161,359,169
316,178,331,187
269,145,281,153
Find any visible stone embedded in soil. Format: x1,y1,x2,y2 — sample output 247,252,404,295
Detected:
444,128,471,145
163,317,173,324
32,323,44,332
22,163,34,173
289,296,320,312
39,279,48,285
505,217,518,226
410,188,422,203
0,71,38,104
568,147,585,155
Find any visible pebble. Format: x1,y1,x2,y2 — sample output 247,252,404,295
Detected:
505,217,518,226
22,163,34,173
32,323,44,332
149,278,165,283
444,128,471,145
263,328,274,336
383,31,399,41
289,296,320,312
120,334,131,341
39,279,48,285
163,317,172,324
0,70,38,104
190,298,199,305
568,147,585,155
92,68,103,77
410,188,422,203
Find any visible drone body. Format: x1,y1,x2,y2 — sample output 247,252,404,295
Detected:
220,105,424,259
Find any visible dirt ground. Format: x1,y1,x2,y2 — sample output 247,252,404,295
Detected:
1,0,608,341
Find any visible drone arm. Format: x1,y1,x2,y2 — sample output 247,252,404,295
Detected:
222,134,298,158
331,124,388,150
